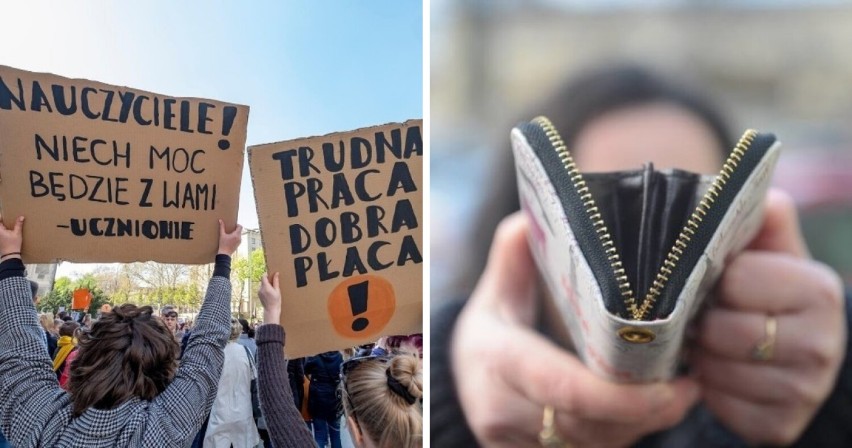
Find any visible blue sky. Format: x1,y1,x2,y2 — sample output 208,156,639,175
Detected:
1,1,422,277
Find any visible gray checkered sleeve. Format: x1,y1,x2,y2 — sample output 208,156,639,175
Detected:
0,276,73,446
0,271,231,447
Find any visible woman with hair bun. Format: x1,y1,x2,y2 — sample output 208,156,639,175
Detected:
340,350,423,448
0,216,243,447
255,272,423,448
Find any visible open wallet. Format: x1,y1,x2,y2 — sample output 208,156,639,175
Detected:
511,116,782,383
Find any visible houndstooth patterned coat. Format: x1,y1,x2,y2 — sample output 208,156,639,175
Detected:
0,275,232,447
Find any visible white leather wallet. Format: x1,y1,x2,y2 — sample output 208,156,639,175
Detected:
512,116,782,382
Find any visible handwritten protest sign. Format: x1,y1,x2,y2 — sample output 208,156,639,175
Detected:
0,66,248,263
250,120,422,357
72,288,92,311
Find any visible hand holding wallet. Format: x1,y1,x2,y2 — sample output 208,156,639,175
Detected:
512,116,782,382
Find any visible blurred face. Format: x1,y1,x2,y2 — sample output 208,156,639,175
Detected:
573,102,724,174
163,314,177,332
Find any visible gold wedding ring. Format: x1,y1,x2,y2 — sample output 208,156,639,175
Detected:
751,315,777,362
539,405,571,448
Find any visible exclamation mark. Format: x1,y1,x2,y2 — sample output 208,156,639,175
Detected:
348,281,369,331
218,106,237,150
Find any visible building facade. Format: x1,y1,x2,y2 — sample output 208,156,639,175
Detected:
232,228,263,318
27,263,58,301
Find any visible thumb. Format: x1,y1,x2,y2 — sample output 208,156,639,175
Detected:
471,212,539,325
747,189,809,258
218,219,225,236
13,216,23,235
272,272,280,290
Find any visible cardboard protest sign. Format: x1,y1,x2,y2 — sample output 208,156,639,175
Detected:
250,120,423,357
0,65,248,263
72,288,92,310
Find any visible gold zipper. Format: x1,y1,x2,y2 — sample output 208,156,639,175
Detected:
532,116,757,321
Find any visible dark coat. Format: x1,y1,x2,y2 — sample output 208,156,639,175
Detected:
305,351,343,421
44,330,57,360
287,357,306,411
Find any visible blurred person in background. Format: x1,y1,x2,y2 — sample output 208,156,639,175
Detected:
38,313,58,358
52,321,79,380
432,65,851,447
203,319,261,448
306,350,345,448
57,326,83,390
161,305,184,343
237,317,258,359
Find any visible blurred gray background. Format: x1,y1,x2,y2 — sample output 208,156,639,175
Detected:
431,0,852,302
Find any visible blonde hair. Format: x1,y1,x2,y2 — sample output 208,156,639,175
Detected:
38,313,56,335
342,352,422,447
229,319,243,341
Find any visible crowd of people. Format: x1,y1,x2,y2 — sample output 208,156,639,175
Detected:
0,218,424,447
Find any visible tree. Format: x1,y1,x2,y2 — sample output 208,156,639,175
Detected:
39,277,72,313
232,249,266,318
39,275,110,316
123,262,190,310
92,265,134,304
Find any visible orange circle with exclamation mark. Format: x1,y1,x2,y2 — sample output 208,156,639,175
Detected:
327,275,396,339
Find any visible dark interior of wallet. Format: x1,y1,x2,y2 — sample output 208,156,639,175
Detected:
584,166,709,308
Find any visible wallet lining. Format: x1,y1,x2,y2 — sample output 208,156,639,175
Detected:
521,117,775,321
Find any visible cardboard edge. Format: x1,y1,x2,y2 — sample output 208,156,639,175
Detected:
247,148,274,277
0,65,251,110
246,118,422,151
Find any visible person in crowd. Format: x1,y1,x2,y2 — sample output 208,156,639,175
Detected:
29,280,38,304
371,335,423,358
237,317,257,359
341,349,423,448
160,305,184,343
432,65,851,447
57,326,83,390
286,357,308,420
203,319,261,448
80,313,93,330
354,344,373,358
408,335,422,357
257,272,423,448
306,350,344,448
52,321,79,378
0,217,242,447
370,337,390,357
38,312,58,358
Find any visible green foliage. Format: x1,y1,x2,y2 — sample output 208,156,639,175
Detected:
39,275,110,316
39,277,72,313
233,249,266,282
232,249,266,319
43,261,212,316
